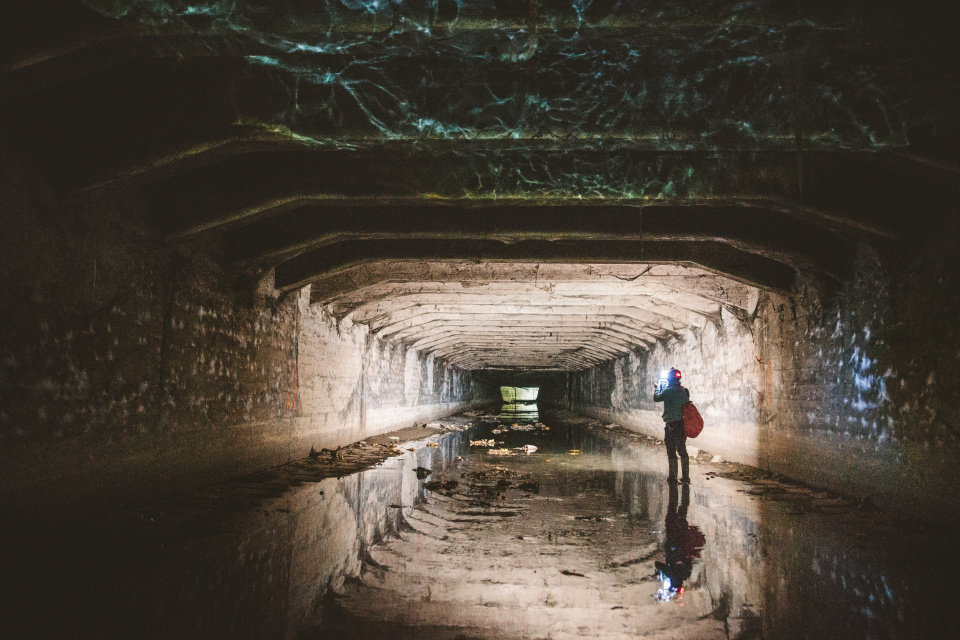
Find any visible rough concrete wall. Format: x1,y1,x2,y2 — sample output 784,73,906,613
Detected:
294,299,478,452
572,307,761,463
754,244,960,522
0,150,474,534
573,244,960,524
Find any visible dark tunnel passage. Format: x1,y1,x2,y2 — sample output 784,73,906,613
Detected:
1,1,959,638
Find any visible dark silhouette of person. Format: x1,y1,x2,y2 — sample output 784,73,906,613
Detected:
655,484,705,599
654,367,691,483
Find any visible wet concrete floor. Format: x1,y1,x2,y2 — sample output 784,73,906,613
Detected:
3,409,958,639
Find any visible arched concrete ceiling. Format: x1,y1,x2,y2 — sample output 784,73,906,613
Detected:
1,1,956,371
318,262,756,370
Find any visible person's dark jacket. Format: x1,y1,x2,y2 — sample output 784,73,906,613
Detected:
654,383,690,423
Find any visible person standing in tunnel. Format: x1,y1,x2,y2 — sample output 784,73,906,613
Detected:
654,368,691,484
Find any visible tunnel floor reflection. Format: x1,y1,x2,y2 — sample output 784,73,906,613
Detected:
5,412,958,639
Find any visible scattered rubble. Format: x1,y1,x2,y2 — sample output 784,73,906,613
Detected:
414,467,431,480
424,480,459,493
487,445,538,456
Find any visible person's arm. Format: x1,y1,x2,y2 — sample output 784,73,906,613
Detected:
654,387,664,402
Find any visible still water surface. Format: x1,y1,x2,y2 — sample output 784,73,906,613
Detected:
5,410,956,639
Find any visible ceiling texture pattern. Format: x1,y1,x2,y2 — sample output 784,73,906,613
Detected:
2,0,956,369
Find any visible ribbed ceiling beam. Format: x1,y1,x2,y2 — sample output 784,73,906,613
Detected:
446,350,598,370
309,262,760,312
425,341,631,362
386,316,666,344
404,322,648,349
328,280,726,319
275,239,802,293
407,323,658,351
426,334,633,359
434,345,625,366
221,204,851,280
346,294,718,327
371,306,692,338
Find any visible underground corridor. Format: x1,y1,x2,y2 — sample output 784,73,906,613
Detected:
1,1,959,639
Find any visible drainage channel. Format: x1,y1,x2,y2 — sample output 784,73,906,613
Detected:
5,410,957,639
307,410,958,640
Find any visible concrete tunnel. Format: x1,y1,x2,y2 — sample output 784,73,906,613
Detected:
0,1,958,638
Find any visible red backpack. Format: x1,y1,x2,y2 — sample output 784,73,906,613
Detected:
682,401,704,438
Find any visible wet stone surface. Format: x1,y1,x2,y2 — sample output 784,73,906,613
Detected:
4,410,958,639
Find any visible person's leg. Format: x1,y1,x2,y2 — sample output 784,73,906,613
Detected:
677,430,690,483
665,422,680,483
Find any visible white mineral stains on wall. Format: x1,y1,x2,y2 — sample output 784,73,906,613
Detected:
293,290,474,453
575,246,960,524
404,347,421,405
574,304,764,466
0,177,476,531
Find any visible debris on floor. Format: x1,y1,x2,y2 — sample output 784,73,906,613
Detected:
414,467,431,479
424,480,459,493
487,444,538,456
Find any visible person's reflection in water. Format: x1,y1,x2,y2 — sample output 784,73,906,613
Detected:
655,484,706,602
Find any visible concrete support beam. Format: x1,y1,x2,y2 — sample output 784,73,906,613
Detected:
386,316,665,345
446,350,597,370
347,293,718,327
273,238,798,293
425,333,634,359
139,148,936,246
329,281,724,319
441,344,618,365
407,323,657,352
372,306,691,338
310,262,760,313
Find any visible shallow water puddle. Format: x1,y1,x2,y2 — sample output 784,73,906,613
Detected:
4,411,956,639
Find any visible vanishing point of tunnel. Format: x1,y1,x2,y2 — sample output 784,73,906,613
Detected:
1,1,958,639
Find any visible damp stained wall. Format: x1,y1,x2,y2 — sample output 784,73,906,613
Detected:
572,245,960,525
0,152,479,534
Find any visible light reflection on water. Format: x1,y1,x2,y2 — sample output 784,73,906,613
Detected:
500,401,539,422
4,410,956,638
